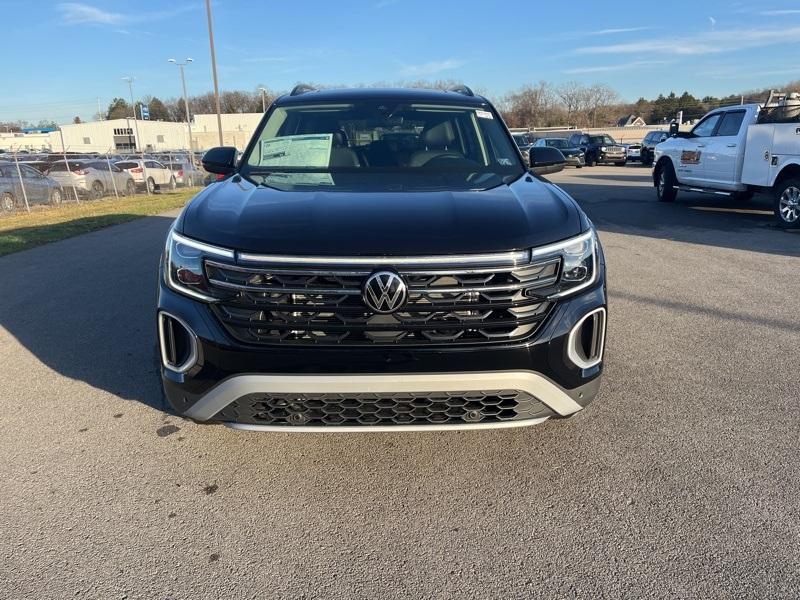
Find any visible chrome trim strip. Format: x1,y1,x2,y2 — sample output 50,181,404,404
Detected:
184,370,584,422
224,417,551,433
236,249,532,267
566,307,606,369
172,231,234,259
157,311,199,374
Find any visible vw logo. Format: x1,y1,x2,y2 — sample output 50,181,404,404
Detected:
362,270,408,314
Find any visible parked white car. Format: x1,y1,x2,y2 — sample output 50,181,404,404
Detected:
653,91,800,228
46,160,136,199
115,159,176,193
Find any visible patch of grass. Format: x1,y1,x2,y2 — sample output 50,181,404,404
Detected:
0,188,200,257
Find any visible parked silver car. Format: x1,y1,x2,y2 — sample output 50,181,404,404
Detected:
0,162,65,212
46,160,136,199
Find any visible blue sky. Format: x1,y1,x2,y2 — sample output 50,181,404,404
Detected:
3,0,800,123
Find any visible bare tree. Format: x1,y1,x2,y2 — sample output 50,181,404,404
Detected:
585,83,620,127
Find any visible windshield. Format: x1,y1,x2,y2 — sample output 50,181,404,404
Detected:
241,101,524,191
589,135,617,145
545,139,570,149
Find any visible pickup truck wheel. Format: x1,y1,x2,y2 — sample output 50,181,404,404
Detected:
775,178,800,228
655,162,678,202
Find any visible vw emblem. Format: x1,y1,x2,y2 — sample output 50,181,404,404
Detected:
362,270,408,314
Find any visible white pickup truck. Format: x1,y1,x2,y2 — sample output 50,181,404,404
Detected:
652,92,800,228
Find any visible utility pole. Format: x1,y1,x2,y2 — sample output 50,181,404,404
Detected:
259,87,267,112
97,97,103,121
122,76,143,152
122,76,150,195
169,58,195,160
205,0,224,146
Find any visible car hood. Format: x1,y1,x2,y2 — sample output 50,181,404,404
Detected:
178,175,583,255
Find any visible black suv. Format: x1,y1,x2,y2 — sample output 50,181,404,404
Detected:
567,133,626,166
158,86,607,432
640,130,668,166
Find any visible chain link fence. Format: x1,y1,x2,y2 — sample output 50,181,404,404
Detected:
0,146,207,215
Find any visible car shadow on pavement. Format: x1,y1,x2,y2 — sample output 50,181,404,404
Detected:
0,214,176,413
554,179,800,258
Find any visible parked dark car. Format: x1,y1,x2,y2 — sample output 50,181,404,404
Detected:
567,133,626,166
533,137,585,168
158,86,606,432
640,130,669,166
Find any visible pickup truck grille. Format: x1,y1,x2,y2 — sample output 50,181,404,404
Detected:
205,254,559,346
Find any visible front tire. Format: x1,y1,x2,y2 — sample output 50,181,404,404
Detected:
90,180,104,200
655,161,678,202
125,179,136,196
775,177,800,228
1,192,14,212
50,188,63,205
585,153,595,167
146,177,156,194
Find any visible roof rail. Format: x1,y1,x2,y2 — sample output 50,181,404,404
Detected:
448,85,474,97
290,84,317,96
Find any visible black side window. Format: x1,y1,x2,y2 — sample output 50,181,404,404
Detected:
715,111,746,137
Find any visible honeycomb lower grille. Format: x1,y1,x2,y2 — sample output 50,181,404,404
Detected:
213,390,555,427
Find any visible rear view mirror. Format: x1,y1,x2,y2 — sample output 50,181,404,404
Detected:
528,146,566,175
202,146,238,175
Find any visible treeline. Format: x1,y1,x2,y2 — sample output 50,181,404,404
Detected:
2,79,796,133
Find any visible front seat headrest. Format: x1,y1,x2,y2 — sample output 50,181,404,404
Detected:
422,122,456,149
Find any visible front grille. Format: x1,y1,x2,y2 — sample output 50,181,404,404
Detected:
214,390,555,427
205,255,559,346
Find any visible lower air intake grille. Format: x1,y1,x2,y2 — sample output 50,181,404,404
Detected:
213,390,555,427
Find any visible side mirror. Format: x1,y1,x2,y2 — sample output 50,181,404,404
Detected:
528,146,566,175
201,146,238,175
668,121,680,137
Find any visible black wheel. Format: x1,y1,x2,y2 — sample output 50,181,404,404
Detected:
1,192,14,212
146,177,156,194
655,161,678,202
775,177,800,229
585,153,595,167
575,165,583,169
125,179,136,196
50,188,63,205
90,180,104,199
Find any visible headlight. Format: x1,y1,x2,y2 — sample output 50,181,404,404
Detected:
600,146,607,152
530,229,598,298
164,229,235,302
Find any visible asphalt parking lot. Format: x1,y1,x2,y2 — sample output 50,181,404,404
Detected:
1,165,799,599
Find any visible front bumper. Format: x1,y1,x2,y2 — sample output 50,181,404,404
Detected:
565,154,585,167
597,152,626,163
158,263,607,432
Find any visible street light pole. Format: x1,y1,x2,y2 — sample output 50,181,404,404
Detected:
259,87,267,112
205,0,224,146
122,76,143,153
169,58,195,161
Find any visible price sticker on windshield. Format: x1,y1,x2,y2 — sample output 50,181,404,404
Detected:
475,109,493,119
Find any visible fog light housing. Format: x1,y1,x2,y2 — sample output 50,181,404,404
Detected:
567,307,606,369
158,312,198,373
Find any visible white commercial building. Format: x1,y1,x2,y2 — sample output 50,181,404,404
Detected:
0,113,266,154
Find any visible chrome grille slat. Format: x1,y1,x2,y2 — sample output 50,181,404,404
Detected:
206,254,560,346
